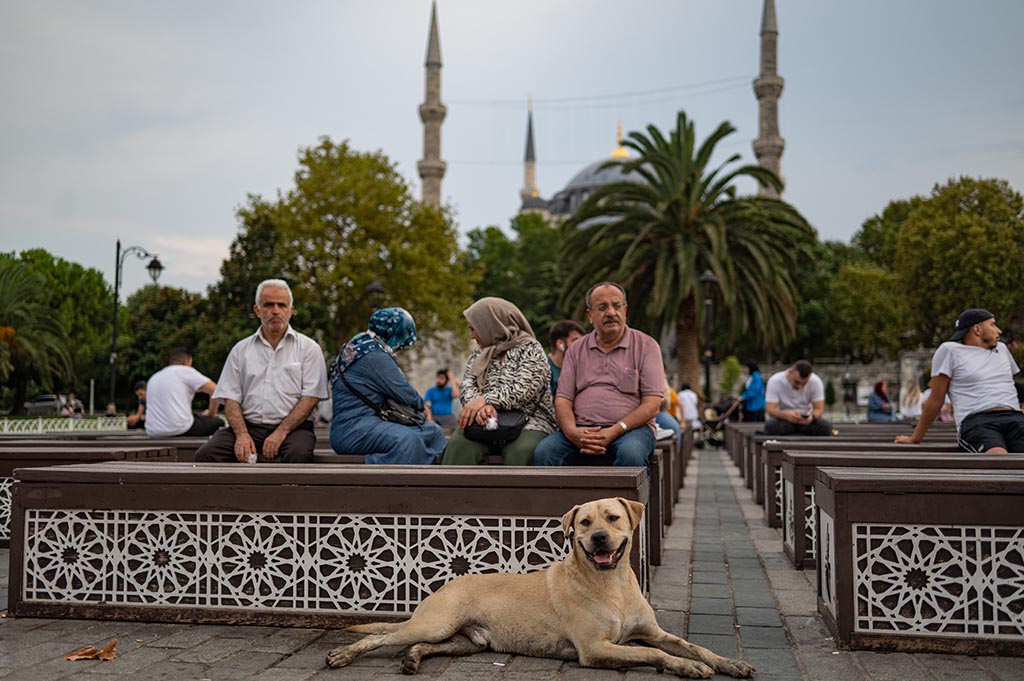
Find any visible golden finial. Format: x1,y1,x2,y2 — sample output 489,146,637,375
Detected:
611,119,628,158
528,96,533,112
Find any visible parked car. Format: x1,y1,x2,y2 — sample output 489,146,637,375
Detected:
22,394,66,416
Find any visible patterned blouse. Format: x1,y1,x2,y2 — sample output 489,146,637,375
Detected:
460,339,557,434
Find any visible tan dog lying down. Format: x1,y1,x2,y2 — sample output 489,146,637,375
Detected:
326,497,755,678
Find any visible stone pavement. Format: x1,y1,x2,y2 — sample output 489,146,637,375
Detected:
0,448,1020,680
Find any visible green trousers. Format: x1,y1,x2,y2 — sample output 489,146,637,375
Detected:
440,428,547,466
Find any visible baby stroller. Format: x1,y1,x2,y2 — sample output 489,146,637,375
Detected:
695,396,740,448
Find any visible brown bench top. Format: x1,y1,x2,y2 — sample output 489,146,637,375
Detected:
0,446,175,460
766,439,962,453
14,461,649,492
816,466,1024,493
785,450,1024,468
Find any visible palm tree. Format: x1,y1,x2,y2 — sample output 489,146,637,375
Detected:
0,261,72,413
559,111,815,390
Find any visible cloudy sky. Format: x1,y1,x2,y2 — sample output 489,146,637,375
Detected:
2,1,1022,298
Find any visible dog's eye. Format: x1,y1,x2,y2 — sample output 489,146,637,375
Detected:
607,515,620,522
580,518,591,527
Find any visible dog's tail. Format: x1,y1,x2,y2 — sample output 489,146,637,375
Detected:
346,622,404,635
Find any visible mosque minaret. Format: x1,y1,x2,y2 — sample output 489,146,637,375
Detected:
418,0,447,207
752,0,785,197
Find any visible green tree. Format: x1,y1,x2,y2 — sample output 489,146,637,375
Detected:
851,197,923,268
894,177,1024,346
718,355,742,396
829,264,907,361
267,137,475,350
15,249,111,398
462,213,566,338
558,111,816,387
0,258,72,413
119,286,209,392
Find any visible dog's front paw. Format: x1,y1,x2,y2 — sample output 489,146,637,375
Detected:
716,657,756,678
325,645,357,669
671,660,715,678
400,655,421,675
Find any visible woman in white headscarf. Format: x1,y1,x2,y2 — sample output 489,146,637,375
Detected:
441,297,556,465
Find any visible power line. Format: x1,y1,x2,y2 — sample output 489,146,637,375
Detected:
448,75,750,109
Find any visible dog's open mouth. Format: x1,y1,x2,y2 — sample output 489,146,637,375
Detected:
579,538,628,570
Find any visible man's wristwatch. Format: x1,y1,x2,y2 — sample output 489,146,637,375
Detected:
616,420,629,434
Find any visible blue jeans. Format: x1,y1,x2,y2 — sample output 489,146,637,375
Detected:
533,427,656,467
656,410,682,453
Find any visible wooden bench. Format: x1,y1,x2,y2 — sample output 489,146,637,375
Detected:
760,438,961,528
753,431,955,526
315,446,671,569
0,437,209,463
815,467,1024,655
8,463,649,627
0,446,175,546
783,450,1024,569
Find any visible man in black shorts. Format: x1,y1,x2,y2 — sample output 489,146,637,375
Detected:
896,308,1024,453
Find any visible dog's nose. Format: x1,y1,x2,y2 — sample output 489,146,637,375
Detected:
591,530,610,546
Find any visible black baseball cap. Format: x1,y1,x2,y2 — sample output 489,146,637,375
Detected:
950,308,994,342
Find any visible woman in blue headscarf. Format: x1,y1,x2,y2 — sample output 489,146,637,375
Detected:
329,307,446,464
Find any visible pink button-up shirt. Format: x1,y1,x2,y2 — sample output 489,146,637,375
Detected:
556,327,665,432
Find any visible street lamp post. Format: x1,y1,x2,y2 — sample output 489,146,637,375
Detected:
698,269,718,404
109,239,164,406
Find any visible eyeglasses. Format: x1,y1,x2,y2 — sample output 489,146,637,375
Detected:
590,301,626,313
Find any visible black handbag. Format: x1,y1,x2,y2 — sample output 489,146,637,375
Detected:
463,409,527,443
340,365,426,427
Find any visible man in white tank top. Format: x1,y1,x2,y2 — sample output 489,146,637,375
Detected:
896,308,1024,453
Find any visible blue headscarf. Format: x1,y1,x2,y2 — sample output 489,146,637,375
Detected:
329,308,418,386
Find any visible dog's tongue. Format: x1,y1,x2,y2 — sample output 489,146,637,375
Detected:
593,551,615,564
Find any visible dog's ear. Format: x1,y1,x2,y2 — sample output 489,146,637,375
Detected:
617,498,645,530
561,504,580,538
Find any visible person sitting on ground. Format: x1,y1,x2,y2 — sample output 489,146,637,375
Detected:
900,380,923,421
739,361,766,422
763,360,832,436
195,279,328,463
546,319,585,396
533,282,665,467
330,307,445,464
441,297,556,466
126,380,147,429
424,368,459,429
144,347,223,437
867,379,898,423
896,308,1024,453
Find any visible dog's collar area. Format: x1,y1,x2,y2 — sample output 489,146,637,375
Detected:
579,537,628,570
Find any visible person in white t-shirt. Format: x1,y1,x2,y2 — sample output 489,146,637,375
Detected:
896,308,1024,453
145,348,223,438
678,383,700,430
763,360,832,436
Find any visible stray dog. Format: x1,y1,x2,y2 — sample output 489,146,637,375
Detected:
325,497,755,678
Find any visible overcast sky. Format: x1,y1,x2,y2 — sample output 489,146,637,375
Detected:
2,1,1022,298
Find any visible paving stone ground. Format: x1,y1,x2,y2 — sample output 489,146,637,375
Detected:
0,448,1019,680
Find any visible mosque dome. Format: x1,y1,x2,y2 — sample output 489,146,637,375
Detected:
548,123,640,217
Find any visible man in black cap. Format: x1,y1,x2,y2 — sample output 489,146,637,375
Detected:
896,308,1024,452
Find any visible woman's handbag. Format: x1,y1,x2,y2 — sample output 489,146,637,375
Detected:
463,409,527,443
340,369,426,427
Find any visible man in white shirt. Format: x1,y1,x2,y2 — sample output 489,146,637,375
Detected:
195,279,329,463
678,383,700,431
896,308,1024,453
145,348,222,437
763,360,832,436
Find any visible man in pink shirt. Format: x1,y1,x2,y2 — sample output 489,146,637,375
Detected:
533,282,665,467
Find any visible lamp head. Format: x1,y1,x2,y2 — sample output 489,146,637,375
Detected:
147,256,164,283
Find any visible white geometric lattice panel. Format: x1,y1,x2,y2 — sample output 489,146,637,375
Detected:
22,510,582,614
820,510,836,617
0,477,13,541
774,467,783,526
784,479,794,547
853,524,1024,639
803,485,816,562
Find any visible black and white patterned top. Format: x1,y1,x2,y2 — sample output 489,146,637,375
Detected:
460,339,557,434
